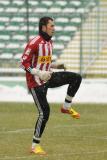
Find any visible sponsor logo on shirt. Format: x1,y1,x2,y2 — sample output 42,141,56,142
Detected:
38,56,51,64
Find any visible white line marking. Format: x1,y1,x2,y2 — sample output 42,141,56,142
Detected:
54,122,107,128
1,127,107,141
0,128,33,134
1,150,107,159
0,122,107,134
0,156,33,160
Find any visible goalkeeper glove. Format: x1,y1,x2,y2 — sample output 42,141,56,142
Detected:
30,68,52,82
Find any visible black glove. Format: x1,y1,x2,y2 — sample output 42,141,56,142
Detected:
57,64,66,71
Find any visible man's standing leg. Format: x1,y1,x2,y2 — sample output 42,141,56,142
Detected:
30,85,49,155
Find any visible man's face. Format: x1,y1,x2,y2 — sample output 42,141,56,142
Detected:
42,20,55,37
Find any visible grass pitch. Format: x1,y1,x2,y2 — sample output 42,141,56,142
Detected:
0,103,107,160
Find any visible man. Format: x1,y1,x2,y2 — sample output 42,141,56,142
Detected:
20,17,82,155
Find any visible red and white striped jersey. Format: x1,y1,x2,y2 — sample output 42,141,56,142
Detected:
21,35,53,88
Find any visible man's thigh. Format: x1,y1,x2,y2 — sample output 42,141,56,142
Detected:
30,85,49,110
47,71,78,88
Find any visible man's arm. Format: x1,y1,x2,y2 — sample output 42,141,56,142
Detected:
20,46,33,72
20,37,39,72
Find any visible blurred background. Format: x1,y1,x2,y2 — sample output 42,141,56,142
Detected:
0,0,107,103
0,1,107,159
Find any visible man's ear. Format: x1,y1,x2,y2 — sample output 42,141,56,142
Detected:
42,25,46,32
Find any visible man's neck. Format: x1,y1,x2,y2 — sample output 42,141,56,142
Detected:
39,31,52,41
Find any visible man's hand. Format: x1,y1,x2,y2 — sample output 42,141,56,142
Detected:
31,68,52,81
57,64,66,71
51,62,66,71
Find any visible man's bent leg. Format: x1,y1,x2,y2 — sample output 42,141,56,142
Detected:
48,72,82,118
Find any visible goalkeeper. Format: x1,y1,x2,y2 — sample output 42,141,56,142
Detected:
20,16,82,155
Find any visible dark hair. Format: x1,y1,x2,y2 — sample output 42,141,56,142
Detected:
39,16,53,33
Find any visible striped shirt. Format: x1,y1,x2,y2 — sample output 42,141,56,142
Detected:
21,35,53,88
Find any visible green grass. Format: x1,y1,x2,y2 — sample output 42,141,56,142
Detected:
0,103,107,160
